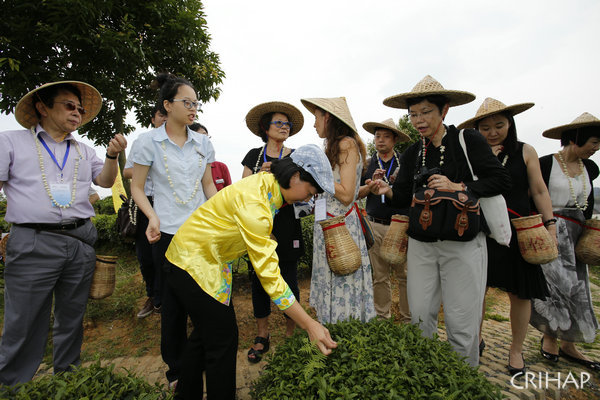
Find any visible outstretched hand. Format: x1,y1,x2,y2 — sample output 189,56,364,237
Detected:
306,320,337,355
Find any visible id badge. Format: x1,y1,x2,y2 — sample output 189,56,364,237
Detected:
314,197,327,221
50,183,71,207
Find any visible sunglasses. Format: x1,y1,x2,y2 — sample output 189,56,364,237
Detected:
55,101,86,115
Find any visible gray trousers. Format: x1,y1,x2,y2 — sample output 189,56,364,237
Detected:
0,221,97,385
406,232,487,367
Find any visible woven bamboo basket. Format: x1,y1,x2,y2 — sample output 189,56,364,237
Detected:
319,215,361,276
511,214,558,264
89,255,117,299
0,234,8,262
575,219,600,265
380,215,409,266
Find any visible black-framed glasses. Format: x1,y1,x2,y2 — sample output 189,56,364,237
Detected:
172,99,201,111
270,120,293,129
55,101,86,115
408,109,434,120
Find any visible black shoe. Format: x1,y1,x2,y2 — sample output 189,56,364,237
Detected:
479,339,486,357
540,337,559,362
508,353,527,377
559,348,600,372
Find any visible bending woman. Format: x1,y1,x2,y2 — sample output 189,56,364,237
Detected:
301,97,376,324
164,144,338,399
531,112,600,372
458,98,553,375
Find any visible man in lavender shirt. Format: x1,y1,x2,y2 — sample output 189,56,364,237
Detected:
0,81,127,385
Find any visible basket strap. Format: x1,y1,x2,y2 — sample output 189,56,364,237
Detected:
322,222,347,231
391,217,408,224
555,213,600,231
326,203,355,218
514,222,544,232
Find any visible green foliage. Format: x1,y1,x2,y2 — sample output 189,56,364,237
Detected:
92,214,122,247
299,215,314,268
485,313,509,322
0,0,225,145
251,318,503,400
94,196,117,215
0,361,173,399
366,115,420,156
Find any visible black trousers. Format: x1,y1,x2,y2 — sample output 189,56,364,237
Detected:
250,260,299,319
168,264,238,400
135,196,159,304
153,233,187,383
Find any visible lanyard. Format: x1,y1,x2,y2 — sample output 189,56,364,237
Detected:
263,145,283,163
38,136,70,173
379,156,395,181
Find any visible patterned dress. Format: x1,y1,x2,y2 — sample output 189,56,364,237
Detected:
309,161,376,324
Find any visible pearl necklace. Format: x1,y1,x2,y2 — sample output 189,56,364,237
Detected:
377,151,401,184
501,154,508,166
421,139,445,168
31,127,82,209
161,141,203,205
556,150,588,211
253,144,285,174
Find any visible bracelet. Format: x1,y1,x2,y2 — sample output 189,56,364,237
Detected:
105,152,118,160
543,218,557,227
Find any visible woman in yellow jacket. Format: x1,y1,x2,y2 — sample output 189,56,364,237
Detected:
164,144,337,399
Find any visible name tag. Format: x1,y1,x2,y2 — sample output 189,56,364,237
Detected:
50,183,71,207
215,178,224,184
293,240,300,248
314,197,327,221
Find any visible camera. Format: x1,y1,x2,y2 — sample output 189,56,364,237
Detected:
414,166,442,188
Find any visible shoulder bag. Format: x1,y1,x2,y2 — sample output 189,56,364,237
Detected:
116,194,138,239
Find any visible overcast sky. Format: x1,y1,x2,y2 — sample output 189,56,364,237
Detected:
1,0,599,198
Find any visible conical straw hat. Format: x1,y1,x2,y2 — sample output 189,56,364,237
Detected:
383,75,475,109
457,98,534,129
245,101,304,137
362,118,410,142
15,80,102,129
542,112,600,139
301,97,358,134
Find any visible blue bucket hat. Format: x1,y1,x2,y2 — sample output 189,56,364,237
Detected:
290,144,335,195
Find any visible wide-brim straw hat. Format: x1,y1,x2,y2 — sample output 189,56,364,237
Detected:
542,112,600,139
15,81,102,129
457,98,534,130
362,118,410,142
245,101,304,137
301,97,358,134
383,75,475,109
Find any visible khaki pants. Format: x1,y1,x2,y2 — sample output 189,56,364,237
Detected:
368,220,410,321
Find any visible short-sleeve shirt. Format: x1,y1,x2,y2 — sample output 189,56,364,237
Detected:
0,125,104,223
210,161,231,191
125,136,154,196
130,124,215,234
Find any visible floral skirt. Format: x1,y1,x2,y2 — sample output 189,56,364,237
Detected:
530,209,598,343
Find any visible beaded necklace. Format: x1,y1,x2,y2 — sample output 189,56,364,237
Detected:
31,127,82,209
501,154,508,166
160,141,204,205
253,144,284,174
420,136,445,168
376,151,401,184
556,150,588,211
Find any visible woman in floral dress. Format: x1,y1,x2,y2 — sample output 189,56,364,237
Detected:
301,97,376,324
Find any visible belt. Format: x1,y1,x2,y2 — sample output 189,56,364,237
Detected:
15,218,88,231
366,215,391,225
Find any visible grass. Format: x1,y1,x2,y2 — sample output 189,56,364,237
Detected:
485,313,509,322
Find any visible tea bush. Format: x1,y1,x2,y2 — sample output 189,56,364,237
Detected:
0,361,172,399
251,318,503,399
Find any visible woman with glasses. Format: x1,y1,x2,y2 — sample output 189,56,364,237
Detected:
241,101,305,363
301,96,376,324
131,73,217,388
367,76,510,366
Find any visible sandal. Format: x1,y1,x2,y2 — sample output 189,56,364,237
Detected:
247,335,270,363
559,348,600,372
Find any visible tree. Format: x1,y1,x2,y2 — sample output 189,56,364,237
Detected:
0,0,225,147
366,114,420,155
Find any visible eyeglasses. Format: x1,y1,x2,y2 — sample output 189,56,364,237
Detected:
270,120,293,129
408,109,434,120
172,99,201,111
55,101,86,115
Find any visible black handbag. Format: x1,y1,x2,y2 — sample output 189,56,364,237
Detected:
116,194,138,238
408,188,480,241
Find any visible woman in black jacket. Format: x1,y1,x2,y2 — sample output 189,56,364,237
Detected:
531,113,600,372
368,76,510,367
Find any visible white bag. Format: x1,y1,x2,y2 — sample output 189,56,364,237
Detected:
458,130,512,246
